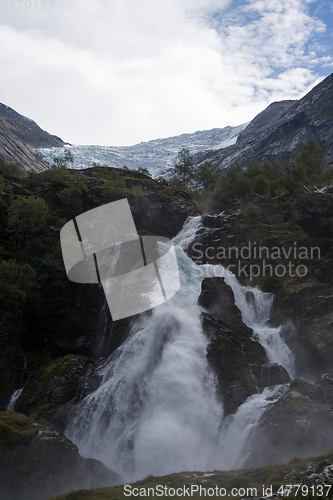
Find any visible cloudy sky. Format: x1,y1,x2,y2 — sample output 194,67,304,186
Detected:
0,0,332,146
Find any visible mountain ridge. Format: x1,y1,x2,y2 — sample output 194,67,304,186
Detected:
0,103,65,149
2,72,333,176
194,73,333,169
0,102,68,173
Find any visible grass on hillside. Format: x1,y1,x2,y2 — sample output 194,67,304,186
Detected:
49,452,333,500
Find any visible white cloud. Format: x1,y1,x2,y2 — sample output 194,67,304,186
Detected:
0,0,331,145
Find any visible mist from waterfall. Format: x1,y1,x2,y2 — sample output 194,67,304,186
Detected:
65,216,295,482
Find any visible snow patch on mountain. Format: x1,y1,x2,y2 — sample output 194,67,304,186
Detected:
38,123,247,178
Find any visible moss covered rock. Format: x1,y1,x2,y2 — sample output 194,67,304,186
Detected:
0,411,37,446
16,354,93,424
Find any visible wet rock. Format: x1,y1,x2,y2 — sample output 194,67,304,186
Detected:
243,376,333,468
199,278,290,415
198,277,244,328
129,184,200,239
16,355,94,428
253,363,291,391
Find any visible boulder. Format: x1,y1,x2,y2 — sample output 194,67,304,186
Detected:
198,277,244,328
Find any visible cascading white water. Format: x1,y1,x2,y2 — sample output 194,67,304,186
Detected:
66,217,223,481
65,215,295,481
216,384,288,470
220,276,295,377
6,388,23,411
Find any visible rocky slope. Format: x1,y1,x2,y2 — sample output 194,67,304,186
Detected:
0,411,119,500
185,190,333,464
244,374,333,468
195,72,333,169
0,102,65,172
0,122,50,172
0,103,65,149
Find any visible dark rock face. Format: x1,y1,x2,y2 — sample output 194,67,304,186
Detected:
0,421,120,500
130,191,199,239
254,362,290,390
199,277,290,415
244,374,333,468
194,73,333,169
198,277,244,327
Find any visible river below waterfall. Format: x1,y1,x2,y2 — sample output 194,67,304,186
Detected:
65,216,294,482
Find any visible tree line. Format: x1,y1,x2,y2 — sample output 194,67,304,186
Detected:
169,140,333,211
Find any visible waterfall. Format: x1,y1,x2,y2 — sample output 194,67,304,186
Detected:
6,388,23,411
220,275,295,377
65,215,294,481
216,384,288,470
66,217,222,481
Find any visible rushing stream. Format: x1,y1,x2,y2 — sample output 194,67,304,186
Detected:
65,216,294,482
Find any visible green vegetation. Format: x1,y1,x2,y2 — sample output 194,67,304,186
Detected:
169,141,333,212
173,148,194,185
18,355,92,421
8,196,49,244
243,201,261,223
0,260,36,349
132,185,144,198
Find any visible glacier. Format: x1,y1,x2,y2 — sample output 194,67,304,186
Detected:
37,123,247,178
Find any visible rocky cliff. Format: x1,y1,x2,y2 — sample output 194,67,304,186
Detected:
195,72,333,169
0,103,66,172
